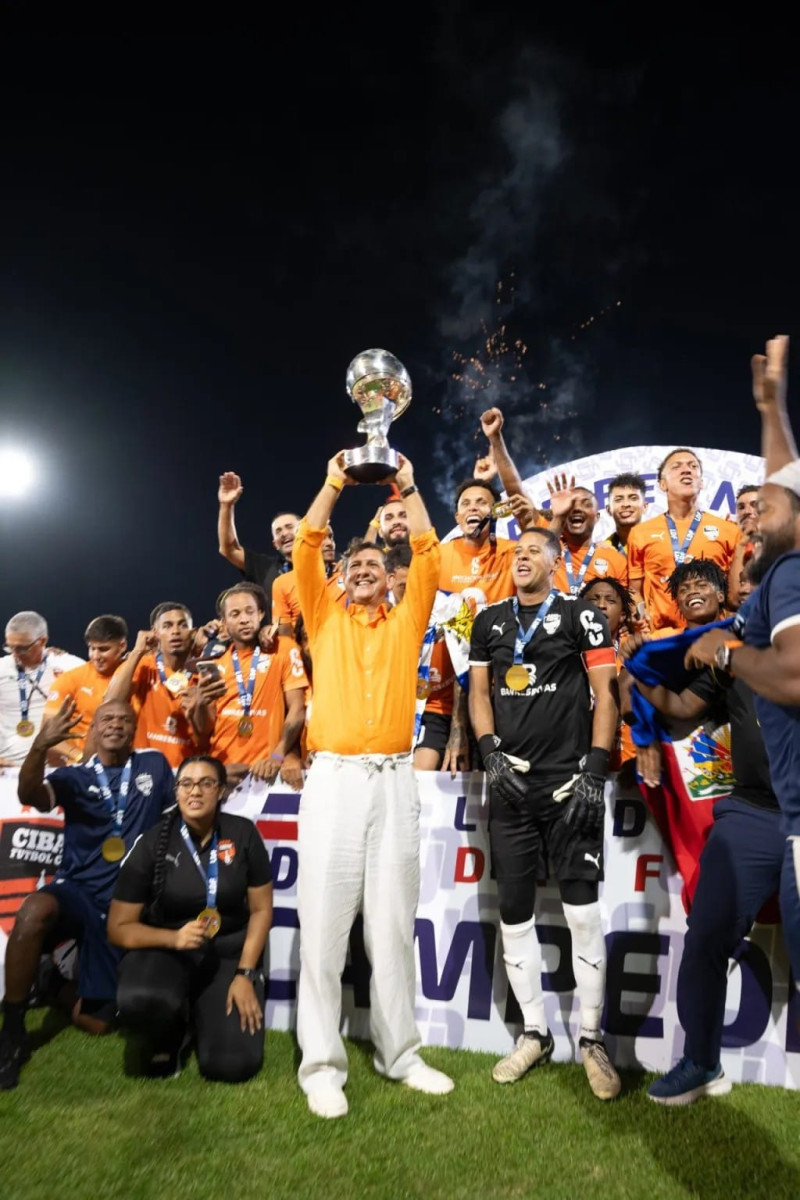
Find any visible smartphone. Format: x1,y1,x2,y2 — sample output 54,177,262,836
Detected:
195,661,221,683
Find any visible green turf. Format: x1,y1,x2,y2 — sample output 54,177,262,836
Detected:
2,1011,799,1200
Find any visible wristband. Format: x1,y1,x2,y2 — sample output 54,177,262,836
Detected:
582,747,611,778
325,474,344,493
400,483,418,499
369,519,380,530
478,734,501,761
270,752,285,763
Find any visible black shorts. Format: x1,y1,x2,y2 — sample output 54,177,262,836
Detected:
488,774,605,889
415,710,451,759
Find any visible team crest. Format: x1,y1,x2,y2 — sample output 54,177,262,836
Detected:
218,839,236,865
703,525,719,540
593,558,609,575
135,773,153,796
257,658,271,673
165,716,178,735
543,613,561,635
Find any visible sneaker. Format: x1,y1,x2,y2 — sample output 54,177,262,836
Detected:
401,1062,454,1095
0,1029,31,1091
492,1030,554,1084
647,1056,732,1106
144,1027,191,1079
579,1037,621,1100
307,1080,348,1119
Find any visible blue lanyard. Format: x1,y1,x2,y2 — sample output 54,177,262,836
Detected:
155,652,169,685
91,756,133,835
609,533,626,558
17,659,47,722
231,646,260,715
562,542,596,595
511,591,558,663
666,511,702,565
179,822,218,908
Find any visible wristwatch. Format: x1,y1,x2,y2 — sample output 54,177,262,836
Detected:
400,483,418,498
714,639,742,673
235,967,261,983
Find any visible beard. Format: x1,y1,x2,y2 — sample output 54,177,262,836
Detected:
749,524,796,583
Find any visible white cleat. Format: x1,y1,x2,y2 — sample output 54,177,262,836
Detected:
401,1063,455,1095
306,1080,349,1119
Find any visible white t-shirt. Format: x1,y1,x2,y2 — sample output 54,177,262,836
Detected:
0,650,85,765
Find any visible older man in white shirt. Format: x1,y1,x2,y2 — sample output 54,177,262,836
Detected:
0,612,83,768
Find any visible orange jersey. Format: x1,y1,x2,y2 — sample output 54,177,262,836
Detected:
122,654,197,768
44,661,116,751
426,536,517,717
555,538,629,595
210,638,308,765
627,510,741,631
294,521,440,756
272,566,346,626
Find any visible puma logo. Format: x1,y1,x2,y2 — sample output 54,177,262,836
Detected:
584,851,601,869
491,623,506,635
578,956,601,971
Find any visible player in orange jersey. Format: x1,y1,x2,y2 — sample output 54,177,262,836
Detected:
192,584,307,790
272,524,344,636
603,473,648,557
627,448,741,631
217,470,300,625
104,602,199,768
545,484,628,596
43,615,128,765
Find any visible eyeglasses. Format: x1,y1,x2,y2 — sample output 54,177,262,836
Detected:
176,777,221,793
4,640,40,654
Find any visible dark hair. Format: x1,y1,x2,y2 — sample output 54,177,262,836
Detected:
84,614,128,643
657,447,702,480
607,472,647,497
580,577,634,626
271,511,300,526
220,583,268,615
454,477,501,507
150,601,193,627
385,543,413,572
519,526,561,556
735,483,760,500
344,538,387,561
149,756,227,923
668,559,727,600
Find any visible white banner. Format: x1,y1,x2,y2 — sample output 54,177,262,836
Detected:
1,763,796,1088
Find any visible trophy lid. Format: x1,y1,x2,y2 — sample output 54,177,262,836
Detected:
346,349,412,419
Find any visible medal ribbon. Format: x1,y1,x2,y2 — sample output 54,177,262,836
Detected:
511,591,558,664
562,542,597,595
91,756,133,837
155,652,170,686
231,646,260,716
666,511,702,566
179,822,219,909
17,659,47,724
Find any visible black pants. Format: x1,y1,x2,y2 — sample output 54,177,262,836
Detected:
117,948,265,1083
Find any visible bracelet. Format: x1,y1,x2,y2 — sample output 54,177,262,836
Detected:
400,483,418,498
270,752,285,763
369,519,380,530
325,474,344,493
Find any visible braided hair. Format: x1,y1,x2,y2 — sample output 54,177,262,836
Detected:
147,755,227,925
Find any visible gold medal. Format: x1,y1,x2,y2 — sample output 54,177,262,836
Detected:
101,836,126,863
165,671,189,697
491,500,514,518
16,719,35,737
505,664,530,692
198,906,221,938
238,716,254,738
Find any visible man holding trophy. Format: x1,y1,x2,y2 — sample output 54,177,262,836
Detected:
292,350,454,1119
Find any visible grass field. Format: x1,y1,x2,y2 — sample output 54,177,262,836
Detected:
1,1010,799,1200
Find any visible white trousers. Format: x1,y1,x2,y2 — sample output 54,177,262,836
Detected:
296,751,424,1092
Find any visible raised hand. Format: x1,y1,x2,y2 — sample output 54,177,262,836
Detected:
546,473,579,521
34,698,82,750
218,472,244,506
474,446,498,484
480,408,504,439
752,335,789,414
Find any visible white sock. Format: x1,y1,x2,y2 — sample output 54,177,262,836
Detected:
500,915,547,1035
562,901,606,1041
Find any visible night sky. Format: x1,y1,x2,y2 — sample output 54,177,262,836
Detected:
2,22,798,653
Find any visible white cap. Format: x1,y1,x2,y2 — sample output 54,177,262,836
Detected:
765,459,800,498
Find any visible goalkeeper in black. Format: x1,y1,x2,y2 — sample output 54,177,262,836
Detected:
468,527,621,1100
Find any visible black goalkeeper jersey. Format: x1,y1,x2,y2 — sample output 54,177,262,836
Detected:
469,593,614,779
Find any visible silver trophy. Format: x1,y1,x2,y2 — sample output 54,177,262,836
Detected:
343,348,412,483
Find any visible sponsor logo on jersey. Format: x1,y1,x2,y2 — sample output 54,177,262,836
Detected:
218,839,236,865
135,773,153,796
491,622,506,635
650,532,665,540
702,525,719,540
543,613,561,635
